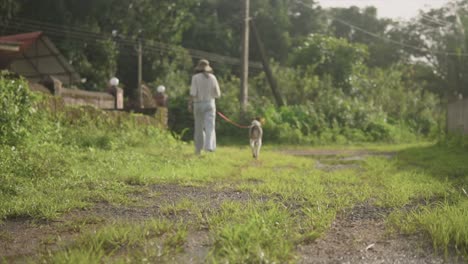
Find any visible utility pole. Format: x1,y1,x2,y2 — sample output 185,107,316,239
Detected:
240,0,250,115
137,38,143,109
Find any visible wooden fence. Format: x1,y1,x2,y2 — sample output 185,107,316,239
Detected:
447,98,468,134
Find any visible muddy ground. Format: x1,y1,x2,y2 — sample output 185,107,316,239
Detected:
1,150,466,263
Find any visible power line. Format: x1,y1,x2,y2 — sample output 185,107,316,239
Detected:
295,0,468,57
5,18,211,60
2,23,157,62
420,13,448,27
3,17,264,70
333,17,468,57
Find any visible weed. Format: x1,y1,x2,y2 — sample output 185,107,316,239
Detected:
39,219,187,262
388,200,468,258
1,82,466,261
208,201,297,263
160,198,193,215
382,144,468,258
57,216,106,233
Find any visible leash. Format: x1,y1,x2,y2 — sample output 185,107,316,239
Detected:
217,111,250,129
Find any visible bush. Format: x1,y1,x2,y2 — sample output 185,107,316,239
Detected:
0,72,36,146
166,58,441,145
365,120,393,142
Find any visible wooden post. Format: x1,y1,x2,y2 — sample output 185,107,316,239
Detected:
251,19,284,107
240,0,250,115
137,38,143,108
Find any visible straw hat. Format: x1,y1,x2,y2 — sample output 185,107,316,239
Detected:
194,59,213,73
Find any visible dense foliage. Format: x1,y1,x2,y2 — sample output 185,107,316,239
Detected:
0,61,466,262
1,1,467,260
0,72,35,145
0,73,181,220
214,63,440,145
2,0,468,142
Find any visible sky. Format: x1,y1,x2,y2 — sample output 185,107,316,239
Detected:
316,0,449,20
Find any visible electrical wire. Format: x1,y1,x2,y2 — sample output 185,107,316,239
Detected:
296,0,468,57
3,17,263,70
14,17,262,68
420,13,448,27
333,17,468,57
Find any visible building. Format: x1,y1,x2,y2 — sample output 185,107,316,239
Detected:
0,31,80,86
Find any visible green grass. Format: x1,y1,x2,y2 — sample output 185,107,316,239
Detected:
41,219,187,263
2,80,463,261
362,157,453,207
207,201,297,263
415,200,468,257
1,114,467,262
384,144,468,258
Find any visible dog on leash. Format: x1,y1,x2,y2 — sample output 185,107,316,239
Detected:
249,117,263,159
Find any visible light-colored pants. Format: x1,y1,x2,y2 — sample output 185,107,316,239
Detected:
193,100,216,154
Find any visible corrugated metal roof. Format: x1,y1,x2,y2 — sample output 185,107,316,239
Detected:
0,31,80,86
0,31,42,51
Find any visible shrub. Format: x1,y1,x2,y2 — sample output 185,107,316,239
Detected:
0,71,36,146
168,58,441,145
365,120,393,142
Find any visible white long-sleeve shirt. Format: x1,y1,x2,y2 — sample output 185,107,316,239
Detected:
190,72,221,102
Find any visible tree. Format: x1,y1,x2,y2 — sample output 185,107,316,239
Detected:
181,0,240,58
289,0,327,40
9,0,194,95
327,6,403,68
401,0,468,97
0,0,19,24
290,34,368,93
181,0,325,65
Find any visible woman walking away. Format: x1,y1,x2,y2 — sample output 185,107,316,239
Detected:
188,59,221,155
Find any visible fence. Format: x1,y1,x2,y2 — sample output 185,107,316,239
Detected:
30,78,167,129
447,97,468,134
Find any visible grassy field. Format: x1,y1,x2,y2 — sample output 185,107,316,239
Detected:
1,139,467,263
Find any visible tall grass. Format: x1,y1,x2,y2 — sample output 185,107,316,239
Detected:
42,219,187,263
385,144,468,259
208,201,297,263
1,78,466,261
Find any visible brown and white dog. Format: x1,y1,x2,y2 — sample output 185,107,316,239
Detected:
249,118,263,159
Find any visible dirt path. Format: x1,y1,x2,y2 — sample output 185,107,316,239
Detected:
281,149,425,263
0,184,251,263
298,202,445,264
289,149,463,264
1,149,465,263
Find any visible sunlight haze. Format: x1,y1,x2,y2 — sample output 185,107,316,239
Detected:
317,0,448,20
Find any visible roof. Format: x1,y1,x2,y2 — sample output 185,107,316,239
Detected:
0,31,42,51
0,42,21,52
0,31,80,86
